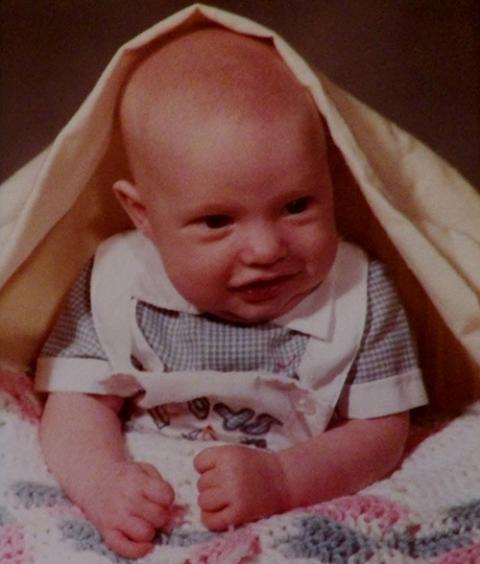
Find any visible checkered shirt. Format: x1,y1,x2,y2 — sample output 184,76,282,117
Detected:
41,258,419,385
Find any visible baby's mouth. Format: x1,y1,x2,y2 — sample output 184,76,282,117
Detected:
232,275,293,303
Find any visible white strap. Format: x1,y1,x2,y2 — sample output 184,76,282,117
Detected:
296,242,368,432
36,357,111,394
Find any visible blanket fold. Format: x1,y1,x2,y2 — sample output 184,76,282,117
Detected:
0,4,479,408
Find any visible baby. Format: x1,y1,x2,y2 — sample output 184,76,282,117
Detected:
37,28,427,559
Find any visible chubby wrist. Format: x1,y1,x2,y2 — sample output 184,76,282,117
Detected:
71,457,129,508
271,450,295,513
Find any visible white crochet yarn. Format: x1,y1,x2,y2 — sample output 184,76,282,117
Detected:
367,403,480,512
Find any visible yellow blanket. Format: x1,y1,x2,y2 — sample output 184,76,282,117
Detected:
0,4,479,410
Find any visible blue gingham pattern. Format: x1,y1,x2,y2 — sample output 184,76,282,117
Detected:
41,258,419,385
136,306,306,378
41,261,107,360
346,261,418,384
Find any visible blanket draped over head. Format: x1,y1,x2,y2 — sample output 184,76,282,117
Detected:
0,3,479,412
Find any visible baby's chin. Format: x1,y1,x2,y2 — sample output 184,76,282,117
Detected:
207,288,318,326
208,310,277,326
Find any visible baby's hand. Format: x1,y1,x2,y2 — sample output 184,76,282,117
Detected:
193,445,288,531
81,460,174,559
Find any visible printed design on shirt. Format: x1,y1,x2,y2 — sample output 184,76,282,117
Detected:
213,403,282,436
188,397,210,420
182,426,218,442
149,404,185,430
242,413,284,435
240,437,268,449
148,396,282,446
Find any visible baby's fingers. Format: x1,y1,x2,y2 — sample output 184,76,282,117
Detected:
144,478,175,507
194,447,218,473
135,499,171,529
103,529,153,560
201,506,237,532
138,461,163,479
122,515,157,543
198,487,228,513
197,471,218,492
138,462,175,506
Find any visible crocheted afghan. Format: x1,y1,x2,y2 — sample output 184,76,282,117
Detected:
1,371,480,564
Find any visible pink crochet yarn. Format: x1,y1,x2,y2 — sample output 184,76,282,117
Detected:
0,372,41,424
0,524,32,564
311,494,409,529
434,544,480,564
191,526,260,564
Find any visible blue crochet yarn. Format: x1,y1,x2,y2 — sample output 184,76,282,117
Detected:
157,528,218,547
0,505,11,526
385,528,470,559
60,519,130,564
12,481,70,509
383,500,480,559
276,515,378,563
448,499,480,526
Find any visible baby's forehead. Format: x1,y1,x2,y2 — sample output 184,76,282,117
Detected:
121,28,316,131
119,28,327,182
129,29,293,94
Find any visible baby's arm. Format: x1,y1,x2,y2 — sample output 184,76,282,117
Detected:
40,392,174,559
194,411,409,530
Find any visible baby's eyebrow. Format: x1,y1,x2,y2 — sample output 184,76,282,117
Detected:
180,201,237,222
186,199,235,213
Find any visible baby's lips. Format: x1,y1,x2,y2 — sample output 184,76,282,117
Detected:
231,272,292,290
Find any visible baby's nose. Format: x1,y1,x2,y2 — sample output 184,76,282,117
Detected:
240,223,287,266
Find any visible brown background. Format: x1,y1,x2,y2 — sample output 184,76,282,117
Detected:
1,0,479,187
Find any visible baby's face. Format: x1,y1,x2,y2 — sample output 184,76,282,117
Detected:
130,112,337,324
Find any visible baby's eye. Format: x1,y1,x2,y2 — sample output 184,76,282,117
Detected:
203,214,232,229
285,197,312,215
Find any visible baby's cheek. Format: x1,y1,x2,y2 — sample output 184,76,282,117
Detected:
309,235,337,275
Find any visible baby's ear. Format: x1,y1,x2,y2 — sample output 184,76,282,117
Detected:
112,180,152,237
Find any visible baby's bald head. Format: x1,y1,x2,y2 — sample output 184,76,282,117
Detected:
119,27,325,183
